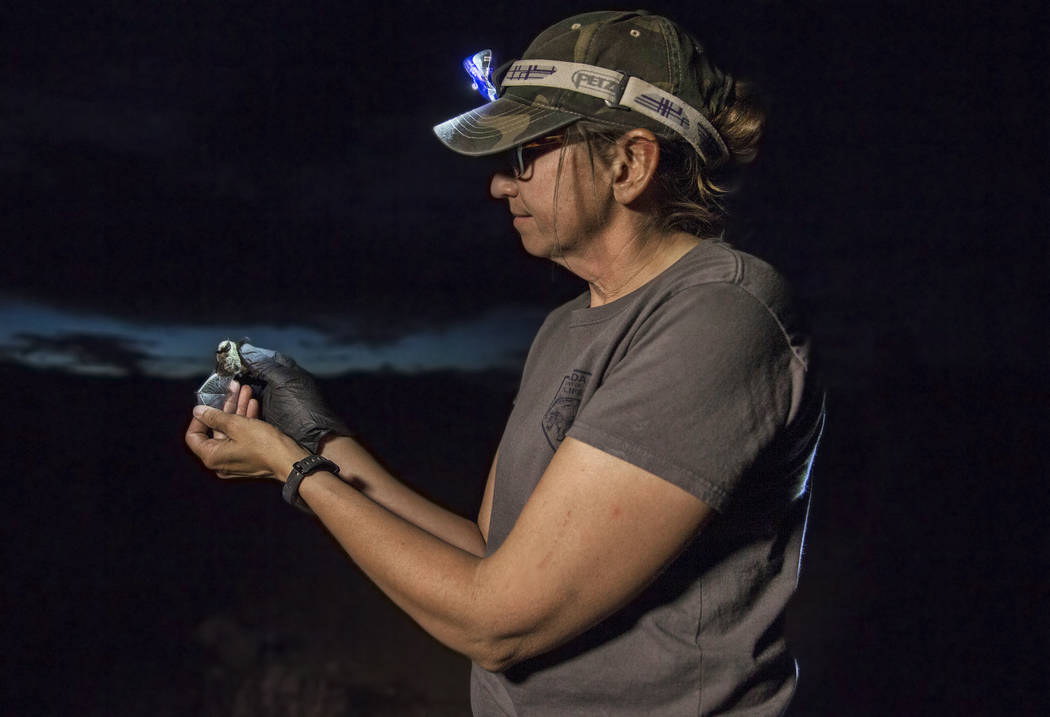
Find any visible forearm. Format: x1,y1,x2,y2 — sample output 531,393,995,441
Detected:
190,384,713,675
319,435,487,557
297,469,516,668
190,406,517,666
259,437,704,674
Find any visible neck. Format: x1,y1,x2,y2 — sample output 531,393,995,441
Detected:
578,229,698,307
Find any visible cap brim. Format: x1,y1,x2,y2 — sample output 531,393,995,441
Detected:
433,95,580,156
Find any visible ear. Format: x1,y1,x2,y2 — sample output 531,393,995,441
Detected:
610,129,660,206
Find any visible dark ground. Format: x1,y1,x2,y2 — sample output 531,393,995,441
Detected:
1,355,1044,715
3,366,510,716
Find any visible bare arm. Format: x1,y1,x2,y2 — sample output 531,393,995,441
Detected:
320,435,495,557
216,382,496,558
301,436,711,670
189,408,711,672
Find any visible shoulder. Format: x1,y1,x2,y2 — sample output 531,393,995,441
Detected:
629,239,810,367
662,240,795,311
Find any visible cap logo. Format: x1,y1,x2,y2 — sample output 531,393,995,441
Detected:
570,69,622,100
634,94,690,129
505,63,557,81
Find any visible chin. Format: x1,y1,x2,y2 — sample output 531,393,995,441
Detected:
518,232,556,260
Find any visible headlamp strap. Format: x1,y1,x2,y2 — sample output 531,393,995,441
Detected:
501,59,728,165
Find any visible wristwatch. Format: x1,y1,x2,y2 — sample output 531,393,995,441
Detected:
282,454,341,513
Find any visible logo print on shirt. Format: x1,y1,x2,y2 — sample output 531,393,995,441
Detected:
542,369,591,450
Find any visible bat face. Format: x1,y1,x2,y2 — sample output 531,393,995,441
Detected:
197,339,245,408
198,339,270,408
215,339,246,377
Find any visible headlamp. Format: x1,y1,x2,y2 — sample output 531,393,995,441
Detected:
463,49,499,102
452,48,729,165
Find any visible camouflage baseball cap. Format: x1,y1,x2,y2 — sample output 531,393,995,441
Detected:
433,10,735,166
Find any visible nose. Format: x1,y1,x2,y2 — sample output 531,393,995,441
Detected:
490,171,518,199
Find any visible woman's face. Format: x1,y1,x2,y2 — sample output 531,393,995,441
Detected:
489,135,615,267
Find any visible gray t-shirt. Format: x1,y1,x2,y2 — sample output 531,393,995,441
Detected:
471,239,824,716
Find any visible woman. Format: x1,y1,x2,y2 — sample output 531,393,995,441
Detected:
187,10,824,715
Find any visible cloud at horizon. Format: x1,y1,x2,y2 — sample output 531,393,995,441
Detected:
0,299,547,379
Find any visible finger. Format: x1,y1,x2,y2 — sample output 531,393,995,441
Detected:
247,397,261,419
185,415,208,443
215,380,240,440
236,384,253,416
192,405,235,438
185,416,220,461
186,416,241,474
239,343,276,359
223,381,241,412
240,343,278,373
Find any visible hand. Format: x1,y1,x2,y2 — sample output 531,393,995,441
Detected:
185,403,308,481
211,378,259,443
239,343,350,453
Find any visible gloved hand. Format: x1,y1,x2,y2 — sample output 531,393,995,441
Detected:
238,342,351,454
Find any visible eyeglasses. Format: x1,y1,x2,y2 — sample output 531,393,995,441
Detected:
508,134,566,178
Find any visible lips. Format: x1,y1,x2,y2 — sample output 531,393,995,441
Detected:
509,202,531,226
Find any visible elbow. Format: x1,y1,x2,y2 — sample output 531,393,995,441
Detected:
464,609,573,672
471,637,526,673
462,609,548,672
473,653,510,673
461,568,572,671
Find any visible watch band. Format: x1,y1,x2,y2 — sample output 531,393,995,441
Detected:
282,454,340,513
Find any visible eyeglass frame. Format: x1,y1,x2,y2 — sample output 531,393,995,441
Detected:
508,133,567,178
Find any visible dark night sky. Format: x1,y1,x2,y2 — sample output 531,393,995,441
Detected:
1,1,1040,378
1,1,1044,714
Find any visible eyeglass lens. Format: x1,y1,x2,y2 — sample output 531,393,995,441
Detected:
509,135,565,177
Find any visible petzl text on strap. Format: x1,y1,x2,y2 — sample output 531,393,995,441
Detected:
501,59,729,165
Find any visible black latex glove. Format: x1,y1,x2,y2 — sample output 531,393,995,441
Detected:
238,343,350,454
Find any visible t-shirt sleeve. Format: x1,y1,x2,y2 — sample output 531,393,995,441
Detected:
566,283,799,511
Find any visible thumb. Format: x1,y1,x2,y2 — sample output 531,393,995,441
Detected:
239,344,293,381
193,404,235,432
239,342,276,364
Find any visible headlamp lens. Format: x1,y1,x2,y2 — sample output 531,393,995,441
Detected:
463,49,499,102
